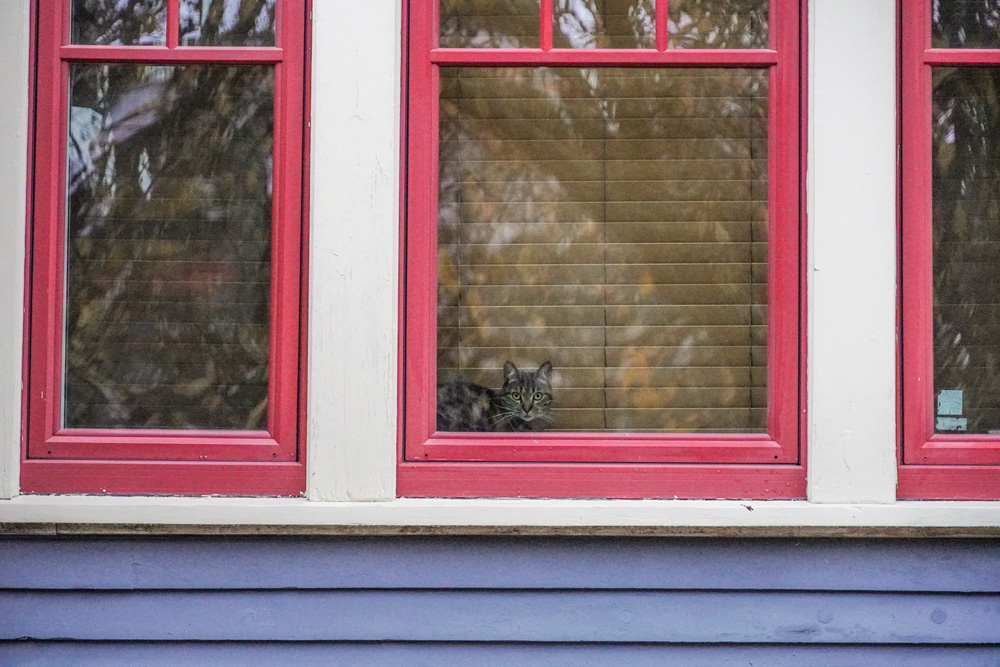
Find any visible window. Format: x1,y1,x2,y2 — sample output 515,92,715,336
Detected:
900,1,1000,499
21,0,309,495
401,0,805,498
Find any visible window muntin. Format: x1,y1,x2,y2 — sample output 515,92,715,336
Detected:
22,0,306,494
404,0,802,493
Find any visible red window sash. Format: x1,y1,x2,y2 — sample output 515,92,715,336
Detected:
400,0,806,498
21,0,309,495
899,0,1000,492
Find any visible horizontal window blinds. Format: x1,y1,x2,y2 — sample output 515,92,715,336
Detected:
438,66,768,432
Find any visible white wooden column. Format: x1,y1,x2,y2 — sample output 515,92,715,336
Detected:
807,0,898,503
0,0,31,499
306,0,402,500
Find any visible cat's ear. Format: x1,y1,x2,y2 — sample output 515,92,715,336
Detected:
503,361,519,383
537,361,553,383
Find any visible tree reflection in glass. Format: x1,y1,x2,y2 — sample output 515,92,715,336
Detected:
65,64,274,430
668,0,767,49
932,67,1000,434
553,0,656,49
932,0,1000,49
180,0,276,47
72,0,167,46
438,66,768,432
440,0,541,48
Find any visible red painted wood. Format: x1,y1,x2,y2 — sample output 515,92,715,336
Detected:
398,462,805,499
20,459,305,496
924,48,1000,65
167,0,179,48
656,0,668,52
414,433,784,464
797,0,810,461
59,45,284,63
897,464,1000,500
400,0,806,496
430,48,779,66
22,0,310,494
899,1,1000,487
541,0,553,51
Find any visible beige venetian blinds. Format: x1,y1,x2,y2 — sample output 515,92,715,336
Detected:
437,66,768,433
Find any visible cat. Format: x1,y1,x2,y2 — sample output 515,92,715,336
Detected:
436,361,554,432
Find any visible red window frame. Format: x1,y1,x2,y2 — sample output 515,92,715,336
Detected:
399,0,807,499
20,0,310,496
899,2,1000,499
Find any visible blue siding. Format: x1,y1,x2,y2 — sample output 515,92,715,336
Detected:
2,537,999,665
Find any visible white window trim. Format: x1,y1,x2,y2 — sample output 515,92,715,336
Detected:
2,0,998,531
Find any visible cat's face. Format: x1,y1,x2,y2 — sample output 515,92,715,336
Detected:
497,361,553,424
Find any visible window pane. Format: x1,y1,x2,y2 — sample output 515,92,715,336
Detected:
932,0,1000,49
438,66,768,433
932,67,1000,435
668,0,768,49
553,0,655,49
72,0,166,45
441,0,541,48
180,0,276,47
65,64,274,430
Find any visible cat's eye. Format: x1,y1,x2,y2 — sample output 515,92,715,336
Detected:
533,392,544,401
510,392,521,400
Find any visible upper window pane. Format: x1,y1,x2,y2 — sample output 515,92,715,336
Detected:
180,0,277,47
668,0,768,49
553,0,655,49
932,66,1000,435
438,66,768,433
440,0,541,48
65,64,274,430
932,0,1000,49
71,0,166,45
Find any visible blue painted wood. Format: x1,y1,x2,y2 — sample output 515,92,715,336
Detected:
3,537,1000,592
3,590,999,643
2,642,1000,667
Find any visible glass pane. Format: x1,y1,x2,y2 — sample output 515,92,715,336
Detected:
440,0,541,48
437,66,768,433
554,0,655,49
668,0,768,49
932,0,1000,48
932,67,1000,435
180,0,276,47
65,64,274,430
72,0,166,45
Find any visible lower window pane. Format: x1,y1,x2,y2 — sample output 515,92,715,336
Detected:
437,66,768,433
64,64,274,430
932,67,1000,435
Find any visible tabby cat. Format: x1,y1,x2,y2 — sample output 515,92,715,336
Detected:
436,361,554,432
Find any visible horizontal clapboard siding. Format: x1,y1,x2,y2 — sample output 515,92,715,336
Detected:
4,589,1000,643
2,538,999,664
4,643,999,667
